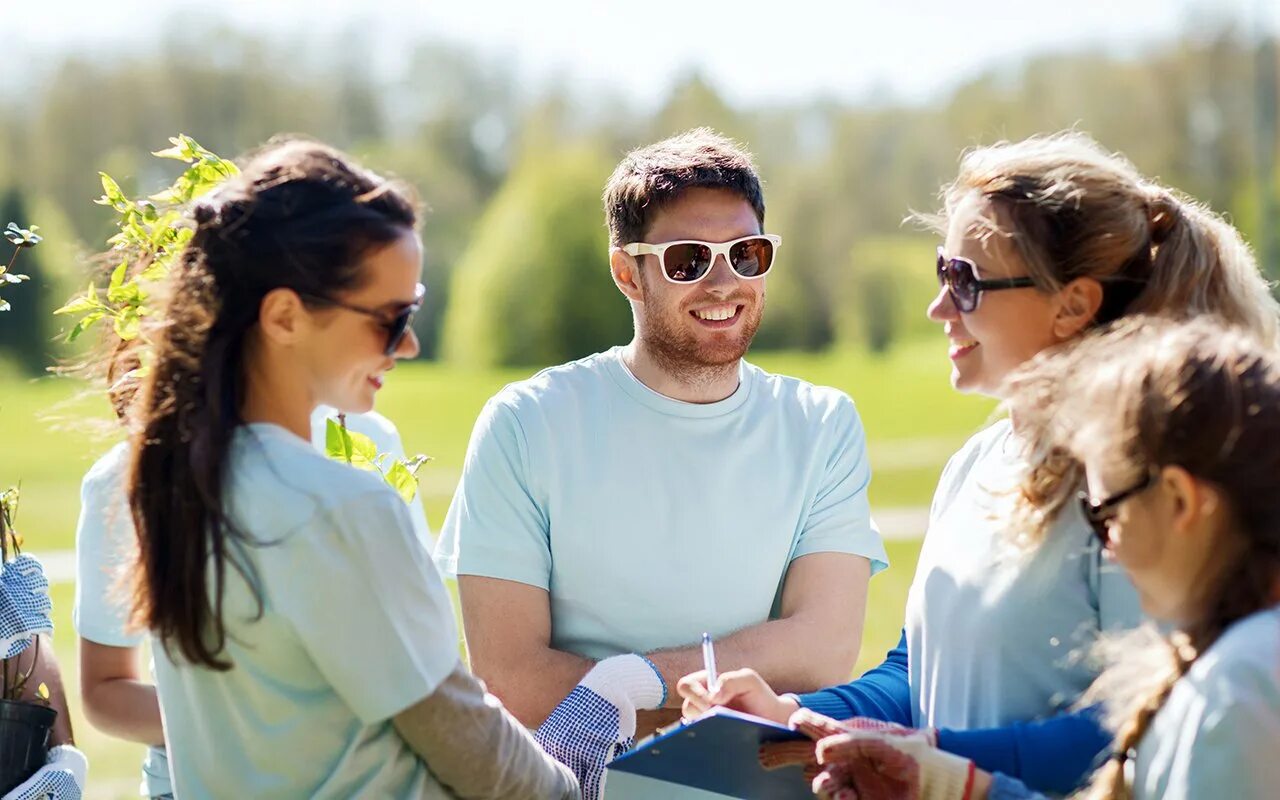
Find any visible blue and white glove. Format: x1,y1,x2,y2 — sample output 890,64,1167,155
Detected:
536,654,666,800
1,745,88,800
0,555,53,659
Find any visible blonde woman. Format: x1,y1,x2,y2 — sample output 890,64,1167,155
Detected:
806,315,1280,799
679,132,1280,795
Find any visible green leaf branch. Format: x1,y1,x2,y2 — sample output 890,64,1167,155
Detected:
0,222,41,313
53,135,239,341
324,416,432,504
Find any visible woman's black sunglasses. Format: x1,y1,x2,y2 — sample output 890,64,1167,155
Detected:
302,283,425,356
936,247,1036,313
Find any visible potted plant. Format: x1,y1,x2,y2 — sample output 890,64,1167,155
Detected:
0,488,56,794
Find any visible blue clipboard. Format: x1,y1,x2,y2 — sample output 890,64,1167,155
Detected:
606,707,811,799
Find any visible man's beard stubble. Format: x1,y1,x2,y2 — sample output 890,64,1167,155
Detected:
637,290,765,390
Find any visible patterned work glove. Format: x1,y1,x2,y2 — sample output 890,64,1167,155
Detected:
0,555,53,659
535,654,666,800
1,745,89,800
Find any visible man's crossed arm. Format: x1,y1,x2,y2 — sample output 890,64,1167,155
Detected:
459,551,872,728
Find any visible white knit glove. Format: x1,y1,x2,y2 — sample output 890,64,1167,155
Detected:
888,735,973,800
536,654,665,800
815,732,975,800
0,555,52,659
2,745,89,800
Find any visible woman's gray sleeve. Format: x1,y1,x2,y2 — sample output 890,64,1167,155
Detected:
393,663,580,800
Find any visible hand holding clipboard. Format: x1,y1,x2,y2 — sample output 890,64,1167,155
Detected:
607,635,812,799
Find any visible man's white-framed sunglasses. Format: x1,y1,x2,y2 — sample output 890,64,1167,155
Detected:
620,234,782,284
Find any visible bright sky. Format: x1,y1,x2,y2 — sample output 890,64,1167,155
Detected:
11,0,1279,107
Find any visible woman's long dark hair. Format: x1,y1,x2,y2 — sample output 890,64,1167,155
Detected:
127,139,417,669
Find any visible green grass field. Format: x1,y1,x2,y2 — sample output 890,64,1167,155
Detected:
4,341,995,798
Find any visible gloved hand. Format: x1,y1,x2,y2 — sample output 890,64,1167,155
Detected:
2,745,89,800
535,654,665,800
812,731,975,800
761,708,936,783
0,555,53,659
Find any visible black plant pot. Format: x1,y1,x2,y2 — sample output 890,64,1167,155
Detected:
0,699,56,794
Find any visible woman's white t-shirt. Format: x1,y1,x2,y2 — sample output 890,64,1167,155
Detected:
906,419,1143,729
73,409,431,797
1134,605,1280,798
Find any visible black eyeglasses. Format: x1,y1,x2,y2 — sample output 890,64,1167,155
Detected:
1077,472,1157,547
302,283,425,356
936,247,1036,313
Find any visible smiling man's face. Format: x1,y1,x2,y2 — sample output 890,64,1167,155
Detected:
631,187,767,380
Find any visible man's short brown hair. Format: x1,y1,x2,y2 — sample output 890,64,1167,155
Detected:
603,128,765,246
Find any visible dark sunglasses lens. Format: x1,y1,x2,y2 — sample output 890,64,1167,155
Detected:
947,259,978,312
729,237,774,278
384,308,415,355
662,243,713,282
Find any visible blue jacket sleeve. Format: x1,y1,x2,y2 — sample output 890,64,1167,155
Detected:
936,705,1112,795
793,629,913,725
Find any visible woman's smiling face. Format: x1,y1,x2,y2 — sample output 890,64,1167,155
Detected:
927,193,1065,398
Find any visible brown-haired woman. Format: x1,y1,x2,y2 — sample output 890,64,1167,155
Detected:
124,138,585,797
678,131,1280,796
805,315,1280,799
73,281,432,798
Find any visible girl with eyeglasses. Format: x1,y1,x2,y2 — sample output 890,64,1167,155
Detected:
122,139,603,798
678,131,1280,795
804,315,1280,799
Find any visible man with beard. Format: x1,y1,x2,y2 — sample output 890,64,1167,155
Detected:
435,129,886,797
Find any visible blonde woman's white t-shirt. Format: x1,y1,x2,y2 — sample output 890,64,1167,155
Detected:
906,419,1143,729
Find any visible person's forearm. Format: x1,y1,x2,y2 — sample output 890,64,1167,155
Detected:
17,636,74,746
647,613,861,706
649,553,869,707
472,611,856,736
937,705,1112,795
394,664,579,800
795,629,913,724
469,643,595,728
82,678,165,746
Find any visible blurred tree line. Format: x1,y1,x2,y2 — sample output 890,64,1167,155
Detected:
0,21,1276,370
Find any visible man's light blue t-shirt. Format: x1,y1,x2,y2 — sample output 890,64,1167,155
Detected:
72,408,429,798
435,346,888,661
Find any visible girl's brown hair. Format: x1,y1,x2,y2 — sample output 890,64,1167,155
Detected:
1008,315,1280,798
127,139,417,669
